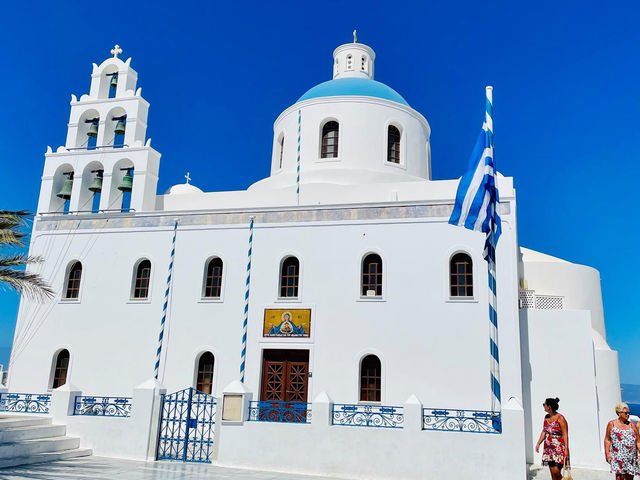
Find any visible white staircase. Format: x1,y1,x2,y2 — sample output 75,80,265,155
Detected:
0,415,91,468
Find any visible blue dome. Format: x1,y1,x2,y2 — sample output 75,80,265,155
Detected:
297,78,409,106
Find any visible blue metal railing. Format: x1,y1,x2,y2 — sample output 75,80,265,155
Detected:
248,401,311,423
73,396,132,417
332,403,404,429
0,393,51,414
422,408,501,434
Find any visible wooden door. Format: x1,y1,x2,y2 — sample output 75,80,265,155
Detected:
261,349,309,403
259,350,309,422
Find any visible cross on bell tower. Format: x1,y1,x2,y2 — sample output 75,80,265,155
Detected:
111,44,123,58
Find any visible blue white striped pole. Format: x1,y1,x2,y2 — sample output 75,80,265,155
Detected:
240,216,255,382
154,220,178,380
484,86,501,413
296,109,301,205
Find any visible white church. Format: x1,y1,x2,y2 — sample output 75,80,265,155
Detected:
1,40,621,479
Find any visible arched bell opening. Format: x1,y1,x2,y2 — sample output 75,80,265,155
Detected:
76,109,100,150
49,164,75,214
109,159,134,213
98,64,119,99
81,161,105,213
105,107,127,148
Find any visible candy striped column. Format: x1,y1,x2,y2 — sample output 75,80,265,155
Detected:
240,216,254,382
296,109,301,205
154,221,178,380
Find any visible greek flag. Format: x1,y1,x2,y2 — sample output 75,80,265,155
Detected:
449,87,503,414
448,92,501,259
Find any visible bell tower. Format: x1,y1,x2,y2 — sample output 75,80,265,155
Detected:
37,45,161,214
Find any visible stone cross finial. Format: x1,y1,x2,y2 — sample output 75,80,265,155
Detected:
111,44,123,58
185,172,191,184
353,30,357,43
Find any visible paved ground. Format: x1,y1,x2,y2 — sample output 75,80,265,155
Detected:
0,457,343,480
0,457,614,480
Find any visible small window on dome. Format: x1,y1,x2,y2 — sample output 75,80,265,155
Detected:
387,126,401,164
321,121,339,158
278,135,285,169
347,54,353,70
361,56,367,72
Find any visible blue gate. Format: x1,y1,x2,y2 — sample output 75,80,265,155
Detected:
156,387,216,463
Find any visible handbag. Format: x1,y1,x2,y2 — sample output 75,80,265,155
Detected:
562,458,573,480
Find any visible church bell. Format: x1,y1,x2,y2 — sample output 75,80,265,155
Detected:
56,172,74,200
114,119,126,136
87,122,98,138
118,168,133,192
88,170,103,193
109,74,118,89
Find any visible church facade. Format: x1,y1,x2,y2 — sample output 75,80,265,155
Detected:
4,41,620,479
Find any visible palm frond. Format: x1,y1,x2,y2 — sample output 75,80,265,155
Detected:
0,210,52,300
0,268,55,300
0,254,43,268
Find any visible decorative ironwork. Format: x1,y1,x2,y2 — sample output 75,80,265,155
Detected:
422,408,502,434
0,393,51,413
248,401,311,423
157,387,216,463
73,396,132,417
332,404,404,428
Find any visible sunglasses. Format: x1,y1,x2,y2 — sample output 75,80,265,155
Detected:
620,411,630,415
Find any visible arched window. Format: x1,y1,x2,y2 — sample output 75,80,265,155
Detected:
321,121,339,158
279,256,300,298
203,258,223,298
278,135,285,169
450,253,473,297
64,261,82,300
361,254,382,297
360,355,381,402
196,352,215,394
387,126,401,163
133,259,151,299
52,349,70,389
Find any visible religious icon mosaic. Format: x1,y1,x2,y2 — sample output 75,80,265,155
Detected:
263,309,311,337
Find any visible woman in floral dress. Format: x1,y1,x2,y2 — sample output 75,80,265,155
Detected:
535,397,569,480
605,402,640,480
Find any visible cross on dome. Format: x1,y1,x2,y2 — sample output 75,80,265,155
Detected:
353,29,357,43
111,44,123,58
185,172,191,184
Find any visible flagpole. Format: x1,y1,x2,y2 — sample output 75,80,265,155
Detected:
485,85,501,417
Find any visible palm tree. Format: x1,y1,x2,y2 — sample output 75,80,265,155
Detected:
0,210,54,300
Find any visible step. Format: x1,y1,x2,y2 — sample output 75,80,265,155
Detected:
0,423,66,443
0,435,79,459
0,416,51,429
0,447,92,468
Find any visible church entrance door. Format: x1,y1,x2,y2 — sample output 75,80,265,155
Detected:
156,387,216,463
257,349,309,422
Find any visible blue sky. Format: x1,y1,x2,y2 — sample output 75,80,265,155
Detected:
1,1,639,385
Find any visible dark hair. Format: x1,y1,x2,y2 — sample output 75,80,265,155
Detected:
544,397,560,412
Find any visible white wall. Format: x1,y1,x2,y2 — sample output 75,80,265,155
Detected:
9,201,521,416
520,249,607,339
215,396,527,480
520,308,608,469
